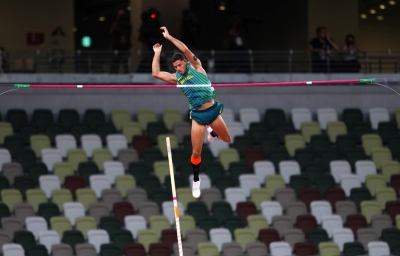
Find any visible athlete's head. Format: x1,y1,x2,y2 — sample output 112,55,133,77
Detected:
172,52,187,75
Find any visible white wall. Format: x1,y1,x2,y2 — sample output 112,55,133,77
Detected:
0,0,74,51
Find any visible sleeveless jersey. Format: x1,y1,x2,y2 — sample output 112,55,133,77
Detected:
175,62,216,110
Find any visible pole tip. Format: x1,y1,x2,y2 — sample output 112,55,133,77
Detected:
14,84,30,88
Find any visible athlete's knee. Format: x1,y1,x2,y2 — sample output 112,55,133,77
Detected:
220,133,231,143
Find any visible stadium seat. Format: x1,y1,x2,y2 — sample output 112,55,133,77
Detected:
225,188,246,211
38,230,61,253
39,175,61,198
55,135,76,158
1,189,22,211
285,134,306,157
258,228,279,249
0,122,14,145
285,202,307,225
234,228,256,251
1,217,23,239
361,201,381,224
67,149,88,171
121,121,142,143
260,201,283,224
50,217,72,237
369,108,390,130
326,121,347,143
385,201,400,223
310,201,332,224
343,242,366,256
2,243,24,256
340,174,362,197
283,228,305,248
137,230,158,252
318,242,340,256
100,243,123,256
375,188,396,210
30,135,51,157
87,229,110,253
14,203,35,223
291,108,312,130
73,185,95,208
269,241,292,256
172,122,191,144
371,215,392,237
89,174,111,198
322,214,343,238
317,108,338,130
76,244,97,256
76,216,97,239
177,215,195,239
88,203,109,224
209,228,232,252
301,188,321,210
365,174,387,196
368,241,390,256
372,147,392,170
84,109,106,131
111,109,132,131
271,216,292,237
106,135,127,157
361,134,383,157
103,161,124,185
53,163,74,185
124,215,147,239
63,202,85,225
239,108,260,130
93,149,113,171
1,163,23,186
381,160,400,182
161,201,183,224
293,242,316,256
301,122,321,143
0,149,11,169
51,189,73,211
14,230,36,251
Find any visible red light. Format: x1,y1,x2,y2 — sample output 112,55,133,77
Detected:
150,13,156,19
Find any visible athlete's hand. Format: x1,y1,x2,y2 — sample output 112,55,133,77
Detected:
153,43,162,53
160,26,171,39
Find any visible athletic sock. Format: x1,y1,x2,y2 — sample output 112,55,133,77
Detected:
191,155,201,182
210,130,218,138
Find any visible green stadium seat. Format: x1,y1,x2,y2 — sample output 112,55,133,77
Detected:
32,109,54,131
137,109,158,131
198,216,220,235
310,135,330,156
285,134,306,157
26,189,47,212
301,122,322,143
187,201,209,224
122,121,142,142
342,108,364,131
14,176,35,198
326,121,347,143
212,201,234,223
128,162,150,183
307,228,329,251
84,109,106,131
112,230,134,250
162,109,183,131
50,217,72,237
26,244,48,256
14,230,36,251
58,109,80,130
260,137,280,157
100,243,123,256
100,216,121,237
249,122,269,144
362,134,383,157
0,122,14,145
62,230,84,250
38,203,60,224
1,189,22,211
372,147,392,169
224,216,245,237
6,109,28,131
265,108,286,130
92,149,113,171
147,122,168,143
45,124,65,145
143,148,164,169
342,242,366,256
3,135,24,157
378,122,397,144
139,176,161,195
27,162,48,185
350,188,372,210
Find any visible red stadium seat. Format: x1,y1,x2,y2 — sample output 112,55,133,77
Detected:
385,201,400,223
244,148,265,171
64,175,85,198
325,188,346,210
296,215,318,235
113,202,135,224
236,202,258,224
161,229,178,253
132,135,153,158
124,243,146,256
346,214,367,236
149,243,170,256
294,242,316,256
258,229,280,249
300,188,321,210
390,174,400,196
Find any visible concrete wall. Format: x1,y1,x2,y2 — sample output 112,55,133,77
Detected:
0,73,399,119
0,0,74,52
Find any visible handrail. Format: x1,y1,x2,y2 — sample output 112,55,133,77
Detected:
0,49,398,74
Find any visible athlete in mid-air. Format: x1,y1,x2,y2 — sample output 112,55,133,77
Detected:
152,27,231,198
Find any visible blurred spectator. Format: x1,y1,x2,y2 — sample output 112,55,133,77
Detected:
138,8,164,50
110,9,132,73
226,14,246,51
0,44,9,73
181,9,200,49
341,34,362,73
308,26,340,73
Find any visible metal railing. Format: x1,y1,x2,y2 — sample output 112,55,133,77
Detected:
0,49,399,74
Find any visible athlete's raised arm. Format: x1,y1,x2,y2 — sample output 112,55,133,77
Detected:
152,43,177,84
160,26,203,70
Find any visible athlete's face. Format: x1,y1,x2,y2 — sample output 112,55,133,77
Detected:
172,60,187,75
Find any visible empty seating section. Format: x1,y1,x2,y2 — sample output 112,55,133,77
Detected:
0,106,399,255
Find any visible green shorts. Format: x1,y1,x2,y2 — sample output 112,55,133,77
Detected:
190,102,224,125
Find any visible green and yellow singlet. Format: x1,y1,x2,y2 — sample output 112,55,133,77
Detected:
175,62,216,110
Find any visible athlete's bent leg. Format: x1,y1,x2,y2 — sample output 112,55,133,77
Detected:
209,116,231,143
191,120,206,198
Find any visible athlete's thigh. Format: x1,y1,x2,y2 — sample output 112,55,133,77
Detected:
191,120,206,155
209,115,231,142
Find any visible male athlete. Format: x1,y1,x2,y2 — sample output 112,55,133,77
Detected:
152,27,231,198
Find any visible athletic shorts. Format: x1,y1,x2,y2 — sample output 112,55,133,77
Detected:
190,101,224,125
